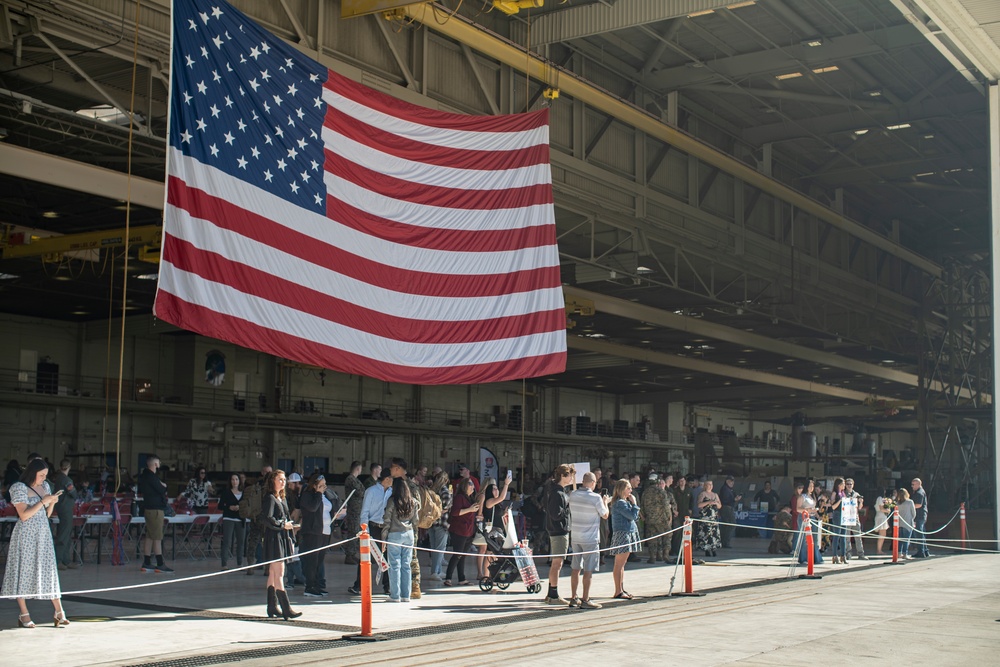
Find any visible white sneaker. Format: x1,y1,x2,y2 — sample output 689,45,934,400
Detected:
427,573,443,581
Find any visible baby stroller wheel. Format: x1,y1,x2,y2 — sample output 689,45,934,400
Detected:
496,580,510,590
527,583,542,594
478,577,494,592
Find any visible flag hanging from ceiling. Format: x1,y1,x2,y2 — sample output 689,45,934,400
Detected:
156,0,566,384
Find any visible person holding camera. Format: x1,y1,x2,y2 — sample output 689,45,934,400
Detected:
568,472,610,608
1,458,70,628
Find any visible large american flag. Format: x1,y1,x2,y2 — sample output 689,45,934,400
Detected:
156,0,566,384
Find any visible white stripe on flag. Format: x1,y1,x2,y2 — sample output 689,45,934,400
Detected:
323,88,549,151
158,264,567,368
322,126,552,190
164,202,564,321
169,150,560,272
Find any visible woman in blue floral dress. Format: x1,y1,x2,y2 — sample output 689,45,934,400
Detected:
1,458,69,628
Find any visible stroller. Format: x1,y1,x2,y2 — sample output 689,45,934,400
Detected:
477,508,541,593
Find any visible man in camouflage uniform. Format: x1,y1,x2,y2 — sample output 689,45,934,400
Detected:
640,474,672,563
244,465,272,575
343,461,365,565
389,458,422,599
769,504,795,554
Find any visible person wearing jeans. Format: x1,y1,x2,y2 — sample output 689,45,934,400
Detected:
220,474,245,570
427,471,452,579
828,478,847,564
383,477,419,602
910,478,930,558
896,488,916,559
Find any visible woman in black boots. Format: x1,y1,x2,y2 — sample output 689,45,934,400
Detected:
262,470,302,620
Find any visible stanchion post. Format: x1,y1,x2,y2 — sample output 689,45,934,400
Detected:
798,512,822,579
673,518,704,597
960,503,967,549
345,523,385,641
884,507,904,566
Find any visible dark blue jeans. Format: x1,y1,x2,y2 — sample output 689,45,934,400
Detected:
912,517,929,556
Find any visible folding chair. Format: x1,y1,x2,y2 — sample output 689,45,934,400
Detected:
179,515,212,560
70,516,88,565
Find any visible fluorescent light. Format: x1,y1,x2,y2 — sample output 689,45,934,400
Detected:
854,129,869,135
886,123,911,130
802,38,824,47
136,273,159,280
863,88,883,97
915,172,934,177
42,211,59,219
727,1,757,8
775,71,803,80
0,273,18,280
812,65,839,74
688,9,716,17
636,266,653,274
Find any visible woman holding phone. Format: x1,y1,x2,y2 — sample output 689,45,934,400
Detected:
444,477,481,586
1,458,70,628
261,470,301,620
472,475,511,579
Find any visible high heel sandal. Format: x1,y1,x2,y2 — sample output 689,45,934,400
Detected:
54,611,70,627
18,613,35,628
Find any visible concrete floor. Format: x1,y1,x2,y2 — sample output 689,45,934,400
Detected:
2,538,997,666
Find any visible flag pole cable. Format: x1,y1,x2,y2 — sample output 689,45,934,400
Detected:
112,0,145,495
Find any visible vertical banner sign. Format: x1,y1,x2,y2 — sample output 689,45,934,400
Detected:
480,446,499,483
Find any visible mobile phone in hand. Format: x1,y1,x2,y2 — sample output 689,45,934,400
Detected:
506,470,513,481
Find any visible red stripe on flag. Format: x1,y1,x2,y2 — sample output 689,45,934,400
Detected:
167,177,562,298
155,291,567,385
325,150,553,210
326,70,550,134
325,196,555,252
163,234,566,344
325,106,550,171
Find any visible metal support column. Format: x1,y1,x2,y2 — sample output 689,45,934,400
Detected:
990,82,1000,548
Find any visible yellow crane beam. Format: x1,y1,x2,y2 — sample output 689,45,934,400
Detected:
0,225,162,261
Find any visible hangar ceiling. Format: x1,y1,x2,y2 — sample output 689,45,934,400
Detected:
0,0,994,426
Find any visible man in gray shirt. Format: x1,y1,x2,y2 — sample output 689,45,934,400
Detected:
568,472,610,609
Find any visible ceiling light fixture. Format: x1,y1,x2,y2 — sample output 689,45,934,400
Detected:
0,272,19,280
688,9,716,18
136,273,159,280
853,129,869,135
886,123,911,131
863,88,883,97
775,71,803,80
812,66,839,74
802,38,824,47
727,1,757,9
41,211,59,219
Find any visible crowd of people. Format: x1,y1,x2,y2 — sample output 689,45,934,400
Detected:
1,454,937,625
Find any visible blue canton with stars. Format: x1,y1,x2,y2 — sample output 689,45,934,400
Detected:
170,0,328,212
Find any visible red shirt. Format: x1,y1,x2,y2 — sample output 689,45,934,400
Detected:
449,492,476,537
